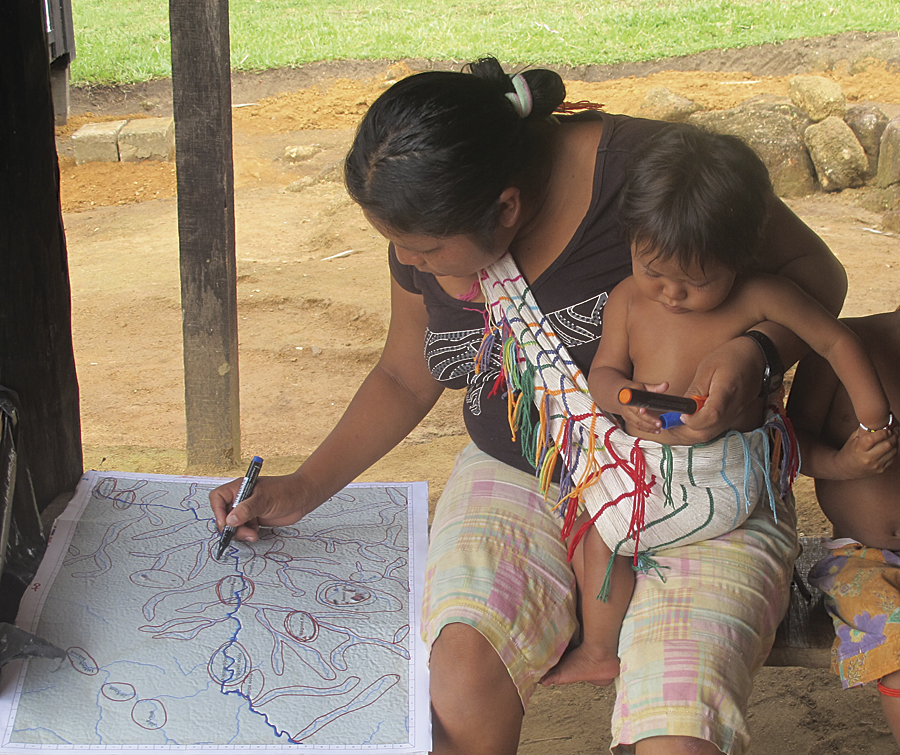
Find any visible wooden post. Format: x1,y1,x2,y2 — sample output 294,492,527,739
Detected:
169,0,241,467
0,0,83,510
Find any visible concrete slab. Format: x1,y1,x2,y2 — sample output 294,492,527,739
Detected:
71,120,127,164
117,117,175,162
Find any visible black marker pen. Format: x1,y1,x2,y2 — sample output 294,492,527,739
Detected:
215,456,263,560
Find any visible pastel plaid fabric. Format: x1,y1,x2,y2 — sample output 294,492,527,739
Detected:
612,490,798,753
421,443,577,705
421,444,798,753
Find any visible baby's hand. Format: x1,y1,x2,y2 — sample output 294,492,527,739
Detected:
618,382,668,435
835,423,898,479
620,404,663,435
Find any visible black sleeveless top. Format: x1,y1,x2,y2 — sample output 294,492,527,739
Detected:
390,112,668,473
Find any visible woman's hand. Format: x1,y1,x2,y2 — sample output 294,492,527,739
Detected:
209,472,318,543
673,336,765,443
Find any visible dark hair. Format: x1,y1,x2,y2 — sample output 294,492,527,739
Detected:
344,57,565,241
619,124,773,273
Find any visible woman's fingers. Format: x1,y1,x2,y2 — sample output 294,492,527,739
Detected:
209,478,242,530
208,479,265,542
209,474,311,542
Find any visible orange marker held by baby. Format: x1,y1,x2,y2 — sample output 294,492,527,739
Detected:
617,388,708,428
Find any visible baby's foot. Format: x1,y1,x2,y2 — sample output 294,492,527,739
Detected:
540,644,620,687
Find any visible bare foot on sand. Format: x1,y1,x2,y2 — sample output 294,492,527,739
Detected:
541,644,620,686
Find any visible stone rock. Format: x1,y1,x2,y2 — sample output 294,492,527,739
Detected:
689,105,816,197
283,160,345,193
803,116,867,192
789,75,847,122
883,211,900,235
284,176,315,192
72,120,127,164
876,117,900,189
316,160,345,184
637,86,703,122
845,104,889,178
738,95,813,135
284,145,321,162
117,117,175,162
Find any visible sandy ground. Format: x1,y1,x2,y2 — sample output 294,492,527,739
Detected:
57,35,900,754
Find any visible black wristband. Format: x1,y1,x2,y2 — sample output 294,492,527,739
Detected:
739,330,785,398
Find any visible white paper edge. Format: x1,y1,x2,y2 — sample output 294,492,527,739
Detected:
0,473,431,755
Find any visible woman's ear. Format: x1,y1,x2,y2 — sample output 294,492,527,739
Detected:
497,187,522,229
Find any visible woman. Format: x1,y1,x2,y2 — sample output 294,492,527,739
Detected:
211,58,847,754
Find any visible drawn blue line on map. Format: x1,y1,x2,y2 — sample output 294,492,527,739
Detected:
4,476,425,751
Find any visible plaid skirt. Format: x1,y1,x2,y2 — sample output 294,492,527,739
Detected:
421,443,799,754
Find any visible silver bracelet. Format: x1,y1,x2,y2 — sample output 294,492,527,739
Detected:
860,412,895,433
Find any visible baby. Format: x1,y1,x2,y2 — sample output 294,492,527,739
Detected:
788,309,900,742
543,124,894,686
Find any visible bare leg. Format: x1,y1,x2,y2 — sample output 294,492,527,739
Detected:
879,669,900,746
542,518,632,686
429,622,523,755
634,735,722,754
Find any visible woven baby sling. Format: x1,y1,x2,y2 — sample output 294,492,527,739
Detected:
476,253,797,596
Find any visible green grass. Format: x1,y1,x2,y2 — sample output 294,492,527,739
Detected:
71,0,900,85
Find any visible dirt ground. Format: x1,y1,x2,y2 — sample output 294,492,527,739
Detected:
57,33,900,754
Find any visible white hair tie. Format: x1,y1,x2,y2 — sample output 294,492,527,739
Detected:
505,74,533,118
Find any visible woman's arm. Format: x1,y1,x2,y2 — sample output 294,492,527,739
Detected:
757,196,848,314
210,278,444,540
743,196,849,370
680,196,848,442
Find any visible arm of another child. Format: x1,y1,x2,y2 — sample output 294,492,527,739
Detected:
589,280,667,435
753,276,897,479
752,275,897,469
787,349,897,479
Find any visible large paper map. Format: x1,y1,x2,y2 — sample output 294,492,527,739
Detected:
0,471,430,754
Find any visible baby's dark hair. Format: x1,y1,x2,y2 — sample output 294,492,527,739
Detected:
619,124,773,273
344,57,565,242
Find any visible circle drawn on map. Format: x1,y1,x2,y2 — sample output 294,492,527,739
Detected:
95,477,140,509
241,668,266,702
66,647,99,675
131,698,167,730
284,611,319,642
241,556,267,577
95,478,117,497
208,641,251,686
319,581,373,607
215,574,254,605
101,682,137,702
129,569,185,589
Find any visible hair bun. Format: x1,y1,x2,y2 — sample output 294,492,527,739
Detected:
505,74,533,118
467,57,565,120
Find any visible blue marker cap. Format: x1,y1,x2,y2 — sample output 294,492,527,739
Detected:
659,411,684,429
